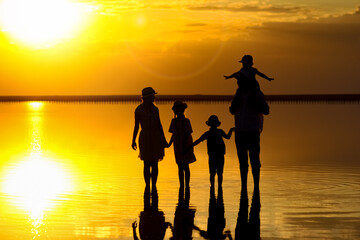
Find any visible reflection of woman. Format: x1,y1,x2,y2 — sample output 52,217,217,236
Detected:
133,187,171,240
132,87,168,187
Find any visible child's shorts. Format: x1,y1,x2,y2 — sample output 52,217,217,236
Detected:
208,153,225,175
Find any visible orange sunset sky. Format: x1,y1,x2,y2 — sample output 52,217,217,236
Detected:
0,0,359,95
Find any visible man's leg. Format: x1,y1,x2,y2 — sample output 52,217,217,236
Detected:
249,130,261,189
236,131,249,189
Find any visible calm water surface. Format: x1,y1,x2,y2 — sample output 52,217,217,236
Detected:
0,102,359,239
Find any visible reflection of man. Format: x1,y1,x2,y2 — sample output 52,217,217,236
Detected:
230,79,269,190
235,189,261,240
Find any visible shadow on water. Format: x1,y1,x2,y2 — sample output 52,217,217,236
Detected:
235,188,261,240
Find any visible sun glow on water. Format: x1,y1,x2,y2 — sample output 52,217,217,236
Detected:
28,102,44,110
2,155,73,220
0,0,90,47
2,102,73,221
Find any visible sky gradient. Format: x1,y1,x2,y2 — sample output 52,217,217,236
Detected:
0,0,359,95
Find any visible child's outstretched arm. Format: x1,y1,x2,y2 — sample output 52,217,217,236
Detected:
223,128,235,139
224,71,240,80
256,70,274,81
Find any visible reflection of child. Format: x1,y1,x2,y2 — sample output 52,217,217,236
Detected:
224,54,274,92
192,115,234,187
167,101,196,189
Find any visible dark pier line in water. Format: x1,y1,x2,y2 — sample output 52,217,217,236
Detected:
0,94,359,103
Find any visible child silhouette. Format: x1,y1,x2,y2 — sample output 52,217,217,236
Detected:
224,54,274,92
167,101,196,189
192,115,234,188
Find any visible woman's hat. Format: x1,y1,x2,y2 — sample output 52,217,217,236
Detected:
172,100,187,110
206,115,221,127
142,87,157,98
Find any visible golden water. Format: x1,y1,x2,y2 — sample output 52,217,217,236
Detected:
0,102,358,239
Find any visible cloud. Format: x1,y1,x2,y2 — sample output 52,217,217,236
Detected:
238,7,360,94
187,5,307,14
91,1,310,16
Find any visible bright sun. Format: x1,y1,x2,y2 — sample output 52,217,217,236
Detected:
0,0,87,47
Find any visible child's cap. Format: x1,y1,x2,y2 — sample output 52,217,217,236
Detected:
206,115,221,127
239,55,253,63
172,100,187,110
141,87,157,98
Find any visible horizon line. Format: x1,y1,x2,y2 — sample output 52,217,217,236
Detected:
0,94,359,103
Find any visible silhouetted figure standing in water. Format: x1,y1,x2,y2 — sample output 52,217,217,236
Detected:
132,186,172,240
194,185,232,240
235,188,261,240
170,187,196,240
132,87,168,189
193,115,234,188
167,101,196,189
230,78,269,190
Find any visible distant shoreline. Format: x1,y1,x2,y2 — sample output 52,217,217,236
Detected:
0,94,359,103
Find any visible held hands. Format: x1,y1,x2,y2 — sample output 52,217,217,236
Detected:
164,142,171,148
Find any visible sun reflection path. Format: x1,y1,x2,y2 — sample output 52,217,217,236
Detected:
2,102,74,238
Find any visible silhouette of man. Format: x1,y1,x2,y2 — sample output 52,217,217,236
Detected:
230,79,269,190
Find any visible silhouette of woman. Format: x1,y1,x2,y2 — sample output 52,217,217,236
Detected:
132,87,168,188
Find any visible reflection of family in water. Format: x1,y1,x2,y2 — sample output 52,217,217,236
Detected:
131,55,272,239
